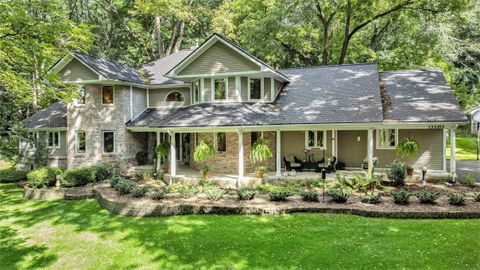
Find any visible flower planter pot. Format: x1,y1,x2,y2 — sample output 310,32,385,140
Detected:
162,167,170,174
203,172,209,179
256,171,265,178
406,167,414,176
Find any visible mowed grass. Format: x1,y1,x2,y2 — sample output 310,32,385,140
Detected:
1,184,480,270
447,134,479,160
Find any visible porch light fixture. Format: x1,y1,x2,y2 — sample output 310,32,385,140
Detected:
303,148,309,162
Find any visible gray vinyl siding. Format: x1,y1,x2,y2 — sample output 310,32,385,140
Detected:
132,87,147,118
148,87,191,107
281,131,333,167
178,41,260,76
240,77,248,101
336,129,444,170
59,59,98,82
264,78,272,101
228,77,236,101
204,78,212,102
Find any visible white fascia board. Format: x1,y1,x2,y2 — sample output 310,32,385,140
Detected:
28,127,67,131
46,54,74,76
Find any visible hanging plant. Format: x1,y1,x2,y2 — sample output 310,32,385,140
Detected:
155,141,170,159
250,138,273,165
396,138,419,159
194,140,216,178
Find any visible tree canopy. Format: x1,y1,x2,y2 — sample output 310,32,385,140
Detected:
0,0,479,161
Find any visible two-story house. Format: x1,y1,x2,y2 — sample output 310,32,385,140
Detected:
24,33,467,184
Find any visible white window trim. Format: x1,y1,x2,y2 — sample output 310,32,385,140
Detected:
164,90,185,103
75,131,86,154
46,131,60,149
101,85,115,105
193,80,200,104
376,129,398,149
248,77,264,101
304,130,326,150
212,77,228,102
214,132,227,152
270,77,275,101
200,78,205,102
102,131,116,154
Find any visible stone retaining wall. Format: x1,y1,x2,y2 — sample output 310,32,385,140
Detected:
94,186,480,219
24,187,94,200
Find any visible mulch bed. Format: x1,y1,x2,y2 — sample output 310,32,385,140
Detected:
94,183,480,219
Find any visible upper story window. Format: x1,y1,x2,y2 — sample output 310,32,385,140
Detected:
102,86,114,104
305,130,325,149
249,78,261,100
76,131,86,154
165,91,185,102
193,81,200,103
47,131,60,149
75,85,85,105
377,129,397,149
214,78,226,101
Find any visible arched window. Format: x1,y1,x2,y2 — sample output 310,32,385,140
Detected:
165,91,185,102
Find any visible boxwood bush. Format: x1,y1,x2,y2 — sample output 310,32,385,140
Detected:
0,167,28,183
237,188,258,200
416,191,441,204
115,179,133,195
132,186,149,197
327,188,351,203
27,167,58,188
204,186,226,200
391,190,412,205
61,165,112,187
300,191,319,202
360,193,381,204
268,191,292,202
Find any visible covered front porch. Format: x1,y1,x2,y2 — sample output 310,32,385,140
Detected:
129,124,457,187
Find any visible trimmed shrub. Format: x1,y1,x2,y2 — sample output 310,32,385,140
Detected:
114,179,132,195
300,191,319,202
91,165,112,181
110,175,123,188
204,186,226,200
474,192,480,202
27,167,57,188
237,188,258,200
388,162,407,186
0,168,28,183
132,186,149,198
360,194,381,204
151,188,166,200
416,191,440,204
327,189,351,203
61,167,97,187
268,191,291,202
448,193,465,206
391,190,411,205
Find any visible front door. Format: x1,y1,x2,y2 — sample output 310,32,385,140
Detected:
175,133,191,165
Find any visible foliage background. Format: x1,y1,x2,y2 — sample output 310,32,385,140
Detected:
0,0,479,162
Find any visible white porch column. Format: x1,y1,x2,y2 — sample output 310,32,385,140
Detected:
367,129,374,178
450,128,456,177
238,130,244,186
276,130,281,176
331,130,336,157
156,131,160,172
170,131,176,177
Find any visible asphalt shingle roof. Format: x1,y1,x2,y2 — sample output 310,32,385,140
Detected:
380,69,467,122
74,53,144,84
140,49,194,85
27,102,67,128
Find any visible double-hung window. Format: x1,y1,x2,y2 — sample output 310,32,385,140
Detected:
102,131,115,153
47,132,60,149
249,78,261,100
193,80,200,103
376,129,397,149
75,85,85,105
102,86,114,104
76,131,86,154
214,78,226,101
215,132,226,152
305,130,325,149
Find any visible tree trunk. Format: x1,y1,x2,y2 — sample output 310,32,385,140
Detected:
173,21,185,53
166,19,179,55
339,0,351,64
155,14,164,58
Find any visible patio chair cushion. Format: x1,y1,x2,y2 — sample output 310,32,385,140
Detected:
285,155,301,167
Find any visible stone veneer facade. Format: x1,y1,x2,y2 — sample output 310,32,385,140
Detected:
67,84,147,170
188,131,276,173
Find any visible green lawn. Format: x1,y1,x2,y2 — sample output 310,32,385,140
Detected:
1,184,480,269
447,134,479,160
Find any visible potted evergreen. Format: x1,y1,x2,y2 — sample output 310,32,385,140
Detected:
194,140,216,179
250,138,273,178
396,138,419,176
155,141,170,173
